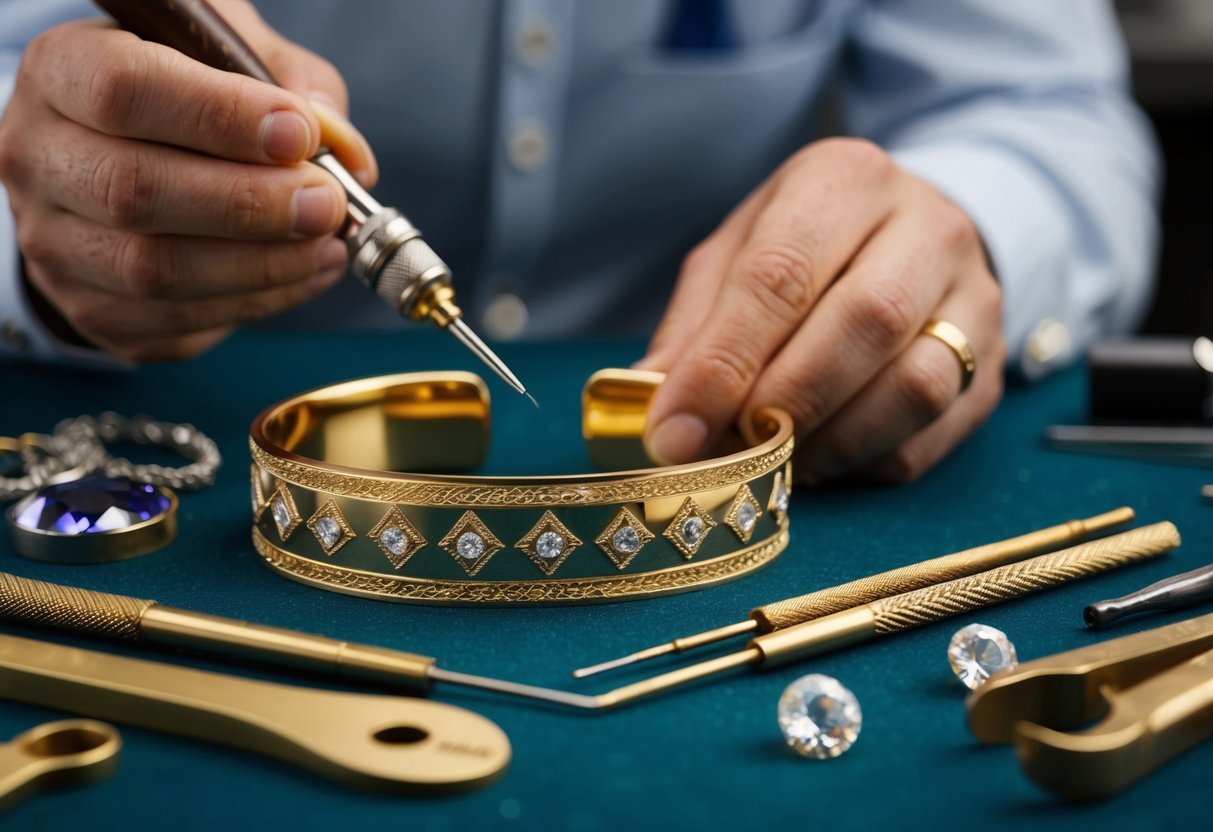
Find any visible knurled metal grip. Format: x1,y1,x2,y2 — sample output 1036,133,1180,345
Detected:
348,208,453,317
0,573,153,641
869,523,1181,635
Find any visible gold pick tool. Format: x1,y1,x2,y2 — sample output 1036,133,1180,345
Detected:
0,634,509,793
0,720,121,814
0,572,597,709
576,508,1136,678
92,0,530,400
584,522,1178,710
967,609,1213,800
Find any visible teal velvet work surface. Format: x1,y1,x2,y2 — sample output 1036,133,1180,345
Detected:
1,329,1209,831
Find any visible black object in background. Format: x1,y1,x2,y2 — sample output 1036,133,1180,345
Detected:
1089,337,1213,424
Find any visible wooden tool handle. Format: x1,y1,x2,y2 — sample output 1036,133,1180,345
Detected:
93,0,277,83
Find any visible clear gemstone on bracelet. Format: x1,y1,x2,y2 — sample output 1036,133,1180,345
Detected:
595,506,655,569
250,465,268,519
439,511,504,576
664,497,716,559
517,510,582,575
725,484,762,543
368,506,426,569
306,500,355,556
268,485,302,540
947,623,1018,689
778,674,862,760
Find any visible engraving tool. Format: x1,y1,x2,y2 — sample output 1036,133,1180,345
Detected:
574,507,1136,678
92,0,531,401
1084,562,1213,629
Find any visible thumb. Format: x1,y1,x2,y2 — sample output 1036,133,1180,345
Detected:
215,2,378,187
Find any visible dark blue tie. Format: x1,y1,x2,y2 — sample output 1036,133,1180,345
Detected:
664,0,737,51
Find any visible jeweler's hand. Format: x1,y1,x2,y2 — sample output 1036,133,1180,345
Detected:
0,2,377,361
639,138,1005,484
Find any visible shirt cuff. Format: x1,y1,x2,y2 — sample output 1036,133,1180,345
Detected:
891,141,1077,379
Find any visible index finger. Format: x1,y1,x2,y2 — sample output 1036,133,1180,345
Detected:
33,22,321,165
644,140,899,465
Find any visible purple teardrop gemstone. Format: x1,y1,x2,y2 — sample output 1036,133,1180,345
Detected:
12,476,171,535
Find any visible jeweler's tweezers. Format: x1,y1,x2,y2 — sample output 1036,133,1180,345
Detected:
0,572,596,710
575,507,1136,678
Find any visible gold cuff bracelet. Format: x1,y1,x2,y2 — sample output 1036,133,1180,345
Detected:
249,370,793,605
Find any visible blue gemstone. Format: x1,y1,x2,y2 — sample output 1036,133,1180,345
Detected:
13,476,171,535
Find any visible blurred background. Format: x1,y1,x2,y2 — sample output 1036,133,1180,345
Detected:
1118,0,1213,336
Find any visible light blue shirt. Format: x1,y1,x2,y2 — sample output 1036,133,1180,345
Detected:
0,0,1159,376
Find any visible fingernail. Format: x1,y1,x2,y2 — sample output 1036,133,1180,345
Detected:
309,94,378,187
261,110,312,162
294,186,340,235
646,413,709,466
316,238,348,273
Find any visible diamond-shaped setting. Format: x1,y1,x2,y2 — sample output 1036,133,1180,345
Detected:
438,511,504,576
595,506,655,569
663,497,717,560
368,506,427,569
769,471,789,519
250,465,269,520
724,484,763,543
516,510,583,576
306,500,356,556
269,484,302,541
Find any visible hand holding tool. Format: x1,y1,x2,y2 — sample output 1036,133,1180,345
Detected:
0,720,121,814
967,610,1213,800
575,508,1136,678
1085,563,1213,629
0,634,509,793
91,0,530,400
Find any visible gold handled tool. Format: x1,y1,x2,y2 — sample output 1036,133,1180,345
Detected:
967,609,1213,800
586,522,1179,710
0,572,596,709
0,720,121,814
575,507,1136,678
0,634,510,793
92,0,531,400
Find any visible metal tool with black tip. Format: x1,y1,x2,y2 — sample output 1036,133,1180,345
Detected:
1084,563,1213,629
91,0,530,401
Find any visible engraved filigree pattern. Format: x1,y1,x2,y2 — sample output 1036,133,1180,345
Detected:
250,436,792,508
253,523,789,605
515,510,582,576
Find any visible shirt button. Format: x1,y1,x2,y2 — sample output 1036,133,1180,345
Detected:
508,123,550,172
1,320,28,352
483,293,529,341
516,19,555,67
1024,318,1071,367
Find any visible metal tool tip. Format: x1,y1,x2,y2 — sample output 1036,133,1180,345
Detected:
525,392,540,409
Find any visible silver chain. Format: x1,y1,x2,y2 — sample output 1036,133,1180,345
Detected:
0,413,221,499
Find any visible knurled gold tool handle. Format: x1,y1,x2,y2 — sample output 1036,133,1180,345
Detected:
0,720,121,815
594,522,1179,709
0,571,597,708
0,634,510,793
575,508,1136,678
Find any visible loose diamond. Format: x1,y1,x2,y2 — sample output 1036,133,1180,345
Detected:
380,526,408,557
272,498,290,531
535,531,565,559
13,475,171,534
612,526,640,555
948,624,1017,689
315,517,341,549
457,531,485,560
777,674,862,760
681,516,704,545
737,502,757,533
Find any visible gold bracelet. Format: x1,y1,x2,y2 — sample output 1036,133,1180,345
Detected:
249,369,793,605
